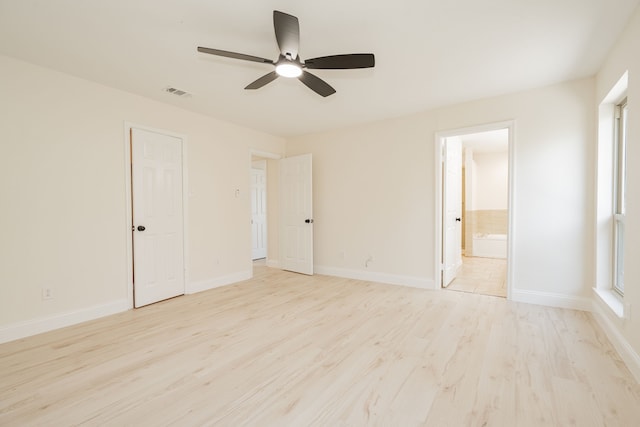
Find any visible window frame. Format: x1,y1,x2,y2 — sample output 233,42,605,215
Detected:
612,97,627,296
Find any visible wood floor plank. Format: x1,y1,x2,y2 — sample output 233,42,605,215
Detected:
1,266,639,426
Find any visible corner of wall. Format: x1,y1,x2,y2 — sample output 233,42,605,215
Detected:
186,270,252,294
510,288,592,311
266,259,281,268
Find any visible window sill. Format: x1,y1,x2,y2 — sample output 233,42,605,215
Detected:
594,288,624,318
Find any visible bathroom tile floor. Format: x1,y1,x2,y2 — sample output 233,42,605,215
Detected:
446,256,507,298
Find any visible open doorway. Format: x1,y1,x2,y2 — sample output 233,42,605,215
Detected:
436,123,513,298
248,150,314,276
249,150,281,275
251,159,267,262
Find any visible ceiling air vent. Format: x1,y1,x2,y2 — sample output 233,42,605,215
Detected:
164,87,191,97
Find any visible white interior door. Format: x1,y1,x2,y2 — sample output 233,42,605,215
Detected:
131,128,185,307
280,154,313,275
443,137,463,287
251,166,267,260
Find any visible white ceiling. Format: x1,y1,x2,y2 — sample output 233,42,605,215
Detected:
0,0,637,137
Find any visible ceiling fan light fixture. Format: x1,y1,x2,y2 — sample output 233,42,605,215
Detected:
275,62,302,78
197,11,375,96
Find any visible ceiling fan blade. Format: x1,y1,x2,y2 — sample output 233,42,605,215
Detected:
273,11,299,59
197,47,274,64
304,54,375,69
245,71,279,90
298,71,336,97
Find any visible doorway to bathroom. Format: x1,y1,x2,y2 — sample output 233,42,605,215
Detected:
436,122,513,299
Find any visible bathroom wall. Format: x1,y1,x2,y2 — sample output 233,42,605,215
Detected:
470,210,508,235
470,150,509,235
464,148,509,260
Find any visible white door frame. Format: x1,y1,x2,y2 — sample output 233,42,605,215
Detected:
123,122,189,309
434,120,515,299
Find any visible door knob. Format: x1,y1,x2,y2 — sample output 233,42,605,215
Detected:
455,217,461,222
137,225,146,231
305,219,314,224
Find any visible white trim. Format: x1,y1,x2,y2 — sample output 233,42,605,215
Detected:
591,295,640,383
123,122,189,308
0,299,129,344
186,270,252,294
600,71,628,104
593,287,624,318
434,120,516,299
250,149,282,160
315,265,435,290
510,289,591,311
595,72,628,295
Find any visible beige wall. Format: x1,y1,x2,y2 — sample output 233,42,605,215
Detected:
0,54,285,333
0,52,597,344
468,210,508,236
287,77,595,298
288,115,435,282
472,151,509,211
2,5,637,373
594,6,640,368
466,150,509,245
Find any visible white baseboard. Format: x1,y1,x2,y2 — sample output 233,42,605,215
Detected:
315,265,435,290
504,288,640,381
186,270,252,294
510,289,591,311
0,299,130,345
591,296,640,383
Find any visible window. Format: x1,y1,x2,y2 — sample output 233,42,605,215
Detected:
613,98,628,296
595,72,627,316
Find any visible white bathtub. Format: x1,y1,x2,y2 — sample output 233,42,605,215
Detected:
472,233,507,259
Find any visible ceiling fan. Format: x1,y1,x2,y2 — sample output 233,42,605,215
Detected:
197,10,375,97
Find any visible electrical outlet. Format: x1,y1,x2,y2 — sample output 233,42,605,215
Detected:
42,288,53,300
365,255,374,268
339,250,345,260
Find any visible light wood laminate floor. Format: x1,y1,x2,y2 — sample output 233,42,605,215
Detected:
447,256,507,298
1,266,639,426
